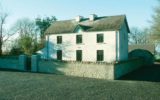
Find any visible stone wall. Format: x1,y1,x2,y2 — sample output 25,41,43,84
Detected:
0,55,146,79
114,59,144,79
38,61,114,79
0,55,27,71
32,55,145,80
0,57,19,70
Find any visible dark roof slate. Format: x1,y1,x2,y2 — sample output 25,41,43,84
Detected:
45,15,130,34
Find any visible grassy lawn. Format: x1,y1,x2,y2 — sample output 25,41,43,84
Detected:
0,71,160,100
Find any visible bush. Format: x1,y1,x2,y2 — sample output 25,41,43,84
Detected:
9,47,23,56
129,49,154,65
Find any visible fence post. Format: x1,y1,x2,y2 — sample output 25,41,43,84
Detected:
19,55,27,71
31,55,39,72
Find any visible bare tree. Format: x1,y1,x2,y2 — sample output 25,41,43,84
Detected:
11,18,38,55
149,0,160,46
0,11,9,55
12,18,37,37
0,3,15,55
129,27,150,45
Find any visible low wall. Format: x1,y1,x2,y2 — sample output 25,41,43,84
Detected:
0,55,27,71
38,61,114,79
32,55,145,80
0,57,19,70
114,58,145,79
0,55,145,79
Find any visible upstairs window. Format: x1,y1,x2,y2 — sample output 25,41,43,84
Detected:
97,50,104,61
57,36,62,44
97,34,104,43
76,35,82,44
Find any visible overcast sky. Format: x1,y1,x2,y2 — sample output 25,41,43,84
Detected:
0,0,158,29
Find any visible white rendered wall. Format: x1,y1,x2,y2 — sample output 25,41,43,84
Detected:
46,31,117,62
118,22,128,61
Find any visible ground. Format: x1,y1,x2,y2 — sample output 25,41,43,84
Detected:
0,64,160,100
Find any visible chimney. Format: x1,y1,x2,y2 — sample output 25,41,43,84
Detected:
89,14,97,21
75,15,83,22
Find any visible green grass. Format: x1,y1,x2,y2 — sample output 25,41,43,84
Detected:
0,71,160,100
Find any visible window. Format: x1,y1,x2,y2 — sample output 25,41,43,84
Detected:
97,50,104,61
97,34,104,43
57,50,62,60
76,35,82,44
76,50,82,61
57,36,62,44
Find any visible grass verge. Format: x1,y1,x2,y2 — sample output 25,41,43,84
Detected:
0,71,159,100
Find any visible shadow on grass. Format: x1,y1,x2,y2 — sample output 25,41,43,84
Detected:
0,68,26,72
118,64,160,82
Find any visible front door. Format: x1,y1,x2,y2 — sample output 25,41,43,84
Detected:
57,50,62,60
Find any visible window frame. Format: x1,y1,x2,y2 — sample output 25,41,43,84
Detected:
76,34,82,44
57,36,62,44
97,50,104,61
97,34,104,43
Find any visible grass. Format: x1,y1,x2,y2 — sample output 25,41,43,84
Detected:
0,71,160,100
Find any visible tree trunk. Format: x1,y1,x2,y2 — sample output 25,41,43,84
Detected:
0,25,2,56
0,42,2,56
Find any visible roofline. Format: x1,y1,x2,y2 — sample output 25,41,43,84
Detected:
46,14,127,25
73,24,84,33
45,14,130,35
45,30,118,35
124,15,130,33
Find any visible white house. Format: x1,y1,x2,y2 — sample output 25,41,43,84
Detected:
40,14,130,62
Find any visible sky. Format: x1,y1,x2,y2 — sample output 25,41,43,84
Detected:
0,0,158,29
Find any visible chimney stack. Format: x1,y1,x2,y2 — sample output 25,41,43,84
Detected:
89,14,97,21
75,15,83,22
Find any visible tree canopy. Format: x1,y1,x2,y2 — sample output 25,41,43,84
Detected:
129,27,150,45
11,18,38,55
35,16,57,39
151,0,160,42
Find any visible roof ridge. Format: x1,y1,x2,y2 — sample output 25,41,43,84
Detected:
54,19,73,22
45,14,130,34
55,15,126,22
99,14,126,18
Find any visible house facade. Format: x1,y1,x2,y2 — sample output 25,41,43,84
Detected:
41,14,130,62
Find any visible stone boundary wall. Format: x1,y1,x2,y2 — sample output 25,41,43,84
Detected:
0,57,18,70
114,58,145,79
0,55,27,71
0,55,146,79
38,61,114,79
32,55,145,79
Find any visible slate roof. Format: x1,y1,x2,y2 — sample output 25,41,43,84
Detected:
45,15,130,35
